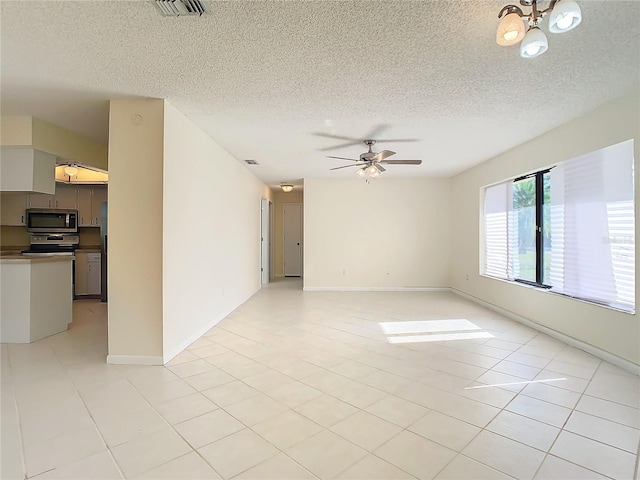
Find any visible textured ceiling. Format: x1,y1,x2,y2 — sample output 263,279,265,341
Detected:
1,1,639,187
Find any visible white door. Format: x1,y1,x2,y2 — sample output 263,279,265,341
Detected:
283,203,302,277
261,197,270,284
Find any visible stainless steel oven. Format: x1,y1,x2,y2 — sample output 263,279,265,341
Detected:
26,209,78,234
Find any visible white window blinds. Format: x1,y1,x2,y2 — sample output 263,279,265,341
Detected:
483,139,635,312
550,140,635,311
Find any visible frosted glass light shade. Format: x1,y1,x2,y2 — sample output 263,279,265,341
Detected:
64,166,79,176
355,168,367,178
548,0,582,33
496,12,525,46
367,165,380,178
280,184,293,192
520,27,548,58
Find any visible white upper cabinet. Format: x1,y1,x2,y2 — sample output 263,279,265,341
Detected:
0,148,56,194
0,192,28,225
54,185,78,209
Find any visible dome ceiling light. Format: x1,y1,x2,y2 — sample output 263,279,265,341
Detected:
496,0,582,58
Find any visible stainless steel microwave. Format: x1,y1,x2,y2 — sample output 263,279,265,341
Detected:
26,209,78,234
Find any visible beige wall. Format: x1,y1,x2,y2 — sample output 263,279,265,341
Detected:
107,99,164,362
162,102,271,362
304,177,451,289
0,116,32,145
272,189,303,278
450,89,640,366
0,226,29,249
0,116,108,169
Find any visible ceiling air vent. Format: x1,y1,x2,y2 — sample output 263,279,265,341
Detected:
245,160,259,165
155,0,206,16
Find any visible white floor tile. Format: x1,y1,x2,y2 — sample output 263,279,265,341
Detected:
365,394,429,428
286,430,368,479
110,427,192,478
335,454,416,479
486,410,560,451
550,430,636,479
34,451,122,480
23,426,106,478
374,430,457,479
534,455,607,480
135,451,221,479
408,411,481,451
6,293,639,480
331,410,403,451
197,428,279,479
251,410,323,450
233,453,316,479
434,455,513,480
462,430,545,479
174,409,244,449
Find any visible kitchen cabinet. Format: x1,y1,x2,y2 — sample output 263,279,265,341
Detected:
28,185,78,210
27,192,54,208
77,186,107,227
0,148,56,194
0,192,28,225
91,187,107,227
53,185,78,209
75,251,101,296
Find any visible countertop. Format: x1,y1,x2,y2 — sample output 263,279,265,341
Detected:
0,252,75,264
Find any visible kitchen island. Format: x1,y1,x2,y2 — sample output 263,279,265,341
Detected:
0,254,73,343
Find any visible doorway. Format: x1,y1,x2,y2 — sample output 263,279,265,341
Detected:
261,197,272,285
283,203,302,277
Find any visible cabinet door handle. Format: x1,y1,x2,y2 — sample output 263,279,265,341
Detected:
21,215,24,224
55,200,59,208
48,199,52,207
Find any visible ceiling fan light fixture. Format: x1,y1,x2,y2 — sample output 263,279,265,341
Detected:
496,11,525,46
280,184,294,193
367,165,381,178
64,165,79,177
355,167,367,178
520,27,548,58
548,0,582,33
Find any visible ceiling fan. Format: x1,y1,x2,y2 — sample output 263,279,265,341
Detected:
314,124,418,151
328,140,422,179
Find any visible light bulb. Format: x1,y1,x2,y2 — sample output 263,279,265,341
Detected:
367,165,380,178
520,27,548,58
555,13,573,30
496,12,525,46
355,168,367,178
548,0,582,33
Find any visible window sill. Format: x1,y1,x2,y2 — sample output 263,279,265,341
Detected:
480,273,635,315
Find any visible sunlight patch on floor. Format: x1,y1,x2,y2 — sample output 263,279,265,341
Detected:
379,319,494,344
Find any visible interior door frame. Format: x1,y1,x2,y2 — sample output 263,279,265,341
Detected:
283,202,303,277
260,197,271,285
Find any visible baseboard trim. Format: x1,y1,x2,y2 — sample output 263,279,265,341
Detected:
106,355,164,366
451,288,640,376
302,286,449,292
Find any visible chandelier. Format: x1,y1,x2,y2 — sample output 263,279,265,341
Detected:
496,0,582,58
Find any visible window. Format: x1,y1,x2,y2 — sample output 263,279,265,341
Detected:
483,140,635,312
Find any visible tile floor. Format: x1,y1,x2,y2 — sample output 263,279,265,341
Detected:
2,279,639,479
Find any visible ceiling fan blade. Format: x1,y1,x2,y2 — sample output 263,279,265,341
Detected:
313,132,362,142
372,150,396,162
319,141,364,151
379,159,422,165
376,164,386,173
329,164,364,170
376,138,419,143
327,155,359,161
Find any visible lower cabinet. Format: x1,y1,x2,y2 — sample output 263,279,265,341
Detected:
75,252,101,296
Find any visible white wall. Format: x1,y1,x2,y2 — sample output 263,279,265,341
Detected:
304,177,451,290
450,89,640,366
162,102,271,363
108,99,164,363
